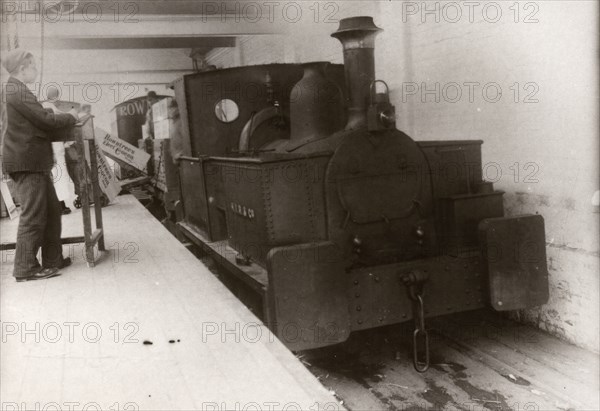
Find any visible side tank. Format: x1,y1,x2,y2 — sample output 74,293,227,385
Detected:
175,63,347,241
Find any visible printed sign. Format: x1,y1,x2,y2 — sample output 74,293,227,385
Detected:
116,99,149,117
92,140,121,202
81,129,121,203
95,127,150,172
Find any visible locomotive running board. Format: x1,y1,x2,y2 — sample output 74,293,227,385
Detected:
479,215,550,311
177,221,268,296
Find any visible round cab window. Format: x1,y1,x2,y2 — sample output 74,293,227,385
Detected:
214,99,239,123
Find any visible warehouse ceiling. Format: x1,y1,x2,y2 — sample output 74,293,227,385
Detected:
12,0,275,52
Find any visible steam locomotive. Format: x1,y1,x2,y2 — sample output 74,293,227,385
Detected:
154,16,548,370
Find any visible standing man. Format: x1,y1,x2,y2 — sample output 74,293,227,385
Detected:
1,49,78,282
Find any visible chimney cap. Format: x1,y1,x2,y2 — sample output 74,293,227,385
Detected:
331,16,382,39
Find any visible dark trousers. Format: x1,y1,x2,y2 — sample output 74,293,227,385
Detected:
10,172,63,278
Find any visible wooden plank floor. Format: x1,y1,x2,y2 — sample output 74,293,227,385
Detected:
0,195,340,410
303,311,600,410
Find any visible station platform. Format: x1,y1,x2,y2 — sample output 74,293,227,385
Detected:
0,195,340,410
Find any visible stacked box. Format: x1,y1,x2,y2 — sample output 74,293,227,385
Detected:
153,118,174,140
152,97,173,122
152,97,174,140
141,123,150,139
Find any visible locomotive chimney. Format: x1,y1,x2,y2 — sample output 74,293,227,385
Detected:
332,16,382,130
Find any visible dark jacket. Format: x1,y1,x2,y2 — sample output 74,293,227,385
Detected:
1,77,77,174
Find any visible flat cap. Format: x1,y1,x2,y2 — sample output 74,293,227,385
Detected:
1,49,32,74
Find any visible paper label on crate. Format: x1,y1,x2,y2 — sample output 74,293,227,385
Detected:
95,127,150,171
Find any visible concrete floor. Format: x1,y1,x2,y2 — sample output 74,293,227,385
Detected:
0,195,339,410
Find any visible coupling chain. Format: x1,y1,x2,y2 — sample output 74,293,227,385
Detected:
402,270,430,373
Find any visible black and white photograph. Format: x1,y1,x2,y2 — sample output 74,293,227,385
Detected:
0,1,598,410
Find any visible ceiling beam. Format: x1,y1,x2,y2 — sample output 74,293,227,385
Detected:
43,36,236,50
16,17,282,39
12,0,244,16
